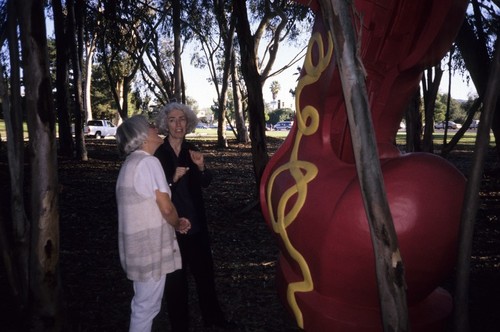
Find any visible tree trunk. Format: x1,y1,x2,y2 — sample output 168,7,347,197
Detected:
421,65,443,153
80,0,96,123
122,76,131,118
453,37,500,332
441,99,482,157
172,0,182,102
404,89,422,152
83,39,96,122
318,0,408,330
67,0,87,161
232,52,249,143
233,0,269,188
0,20,29,319
215,4,236,148
455,15,500,162
17,0,64,330
52,0,75,157
3,0,30,317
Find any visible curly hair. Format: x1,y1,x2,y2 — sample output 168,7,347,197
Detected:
154,102,199,136
116,115,150,156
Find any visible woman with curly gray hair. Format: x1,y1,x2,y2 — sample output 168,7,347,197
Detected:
155,102,199,136
154,103,236,330
115,115,191,332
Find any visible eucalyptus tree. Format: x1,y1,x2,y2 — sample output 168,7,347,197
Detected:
67,0,88,160
52,0,74,157
0,0,30,321
454,0,499,159
210,0,238,147
49,0,102,160
421,65,443,152
404,90,423,153
135,2,179,107
233,0,311,186
171,0,183,102
80,0,101,123
424,0,500,161
452,1,500,331
181,0,235,147
1,0,64,329
96,0,171,120
137,34,176,106
231,48,250,142
184,0,309,151
407,0,499,158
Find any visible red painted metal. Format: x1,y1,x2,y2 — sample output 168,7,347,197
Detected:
260,1,469,331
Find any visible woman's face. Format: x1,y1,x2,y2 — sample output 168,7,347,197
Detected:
145,126,164,153
167,109,187,139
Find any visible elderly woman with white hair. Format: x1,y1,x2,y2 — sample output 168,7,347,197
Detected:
115,114,190,332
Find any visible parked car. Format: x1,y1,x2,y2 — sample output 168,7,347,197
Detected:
470,119,480,129
84,119,117,139
274,121,294,131
196,123,208,129
434,121,462,130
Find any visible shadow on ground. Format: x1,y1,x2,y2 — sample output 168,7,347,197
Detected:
0,137,499,331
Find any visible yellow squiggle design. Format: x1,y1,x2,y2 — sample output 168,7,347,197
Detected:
266,31,334,328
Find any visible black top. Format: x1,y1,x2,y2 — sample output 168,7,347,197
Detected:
154,139,212,234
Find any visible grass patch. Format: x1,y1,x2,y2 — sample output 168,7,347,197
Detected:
187,128,291,141
1,120,494,149
395,131,495,149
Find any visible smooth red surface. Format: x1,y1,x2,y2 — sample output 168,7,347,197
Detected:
260,1,468,331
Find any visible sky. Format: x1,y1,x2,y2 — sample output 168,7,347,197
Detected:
183,44,478,111
182,43,304,111
439,72,478,101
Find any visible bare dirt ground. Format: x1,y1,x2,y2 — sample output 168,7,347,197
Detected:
0,137,499,331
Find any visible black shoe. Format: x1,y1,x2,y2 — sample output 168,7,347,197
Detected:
204,319,238,330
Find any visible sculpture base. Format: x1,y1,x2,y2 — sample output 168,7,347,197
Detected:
276,261,452,332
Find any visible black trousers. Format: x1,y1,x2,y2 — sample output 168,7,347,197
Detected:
166,231,225,330
165,269,189,332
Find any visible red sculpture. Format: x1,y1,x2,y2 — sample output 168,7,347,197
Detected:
260,1,469,331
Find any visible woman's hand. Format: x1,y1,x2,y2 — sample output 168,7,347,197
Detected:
176,217,191,234
173,166,189,182
189,150,205,171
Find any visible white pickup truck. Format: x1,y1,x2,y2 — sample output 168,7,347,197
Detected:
84,119,117,139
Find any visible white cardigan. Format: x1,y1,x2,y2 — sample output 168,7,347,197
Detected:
116,150,182,281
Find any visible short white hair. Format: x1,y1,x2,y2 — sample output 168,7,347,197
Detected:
116,115,149,156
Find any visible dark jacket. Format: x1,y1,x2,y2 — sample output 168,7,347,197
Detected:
154,139,212,234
